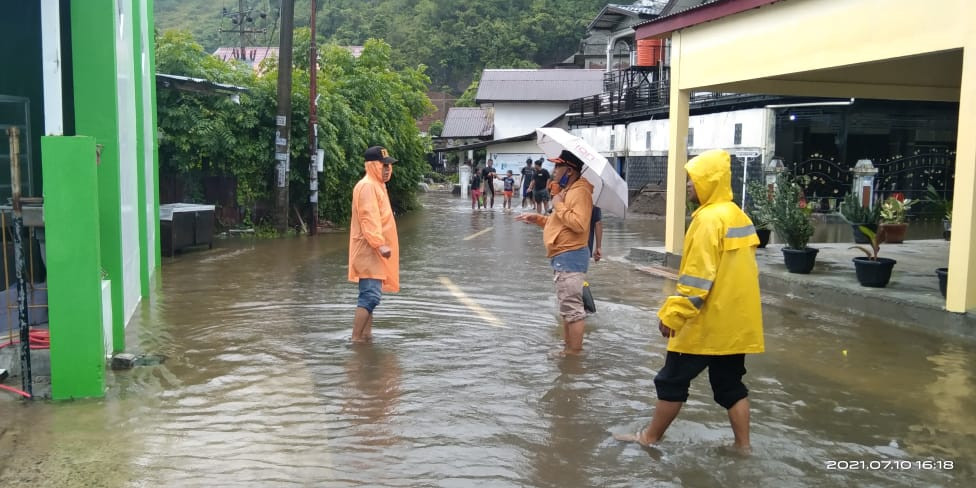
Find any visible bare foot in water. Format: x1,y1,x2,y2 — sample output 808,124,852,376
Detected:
613,428,658,447
547,349,585,359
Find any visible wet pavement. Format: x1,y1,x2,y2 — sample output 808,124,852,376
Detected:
630,236,975,339
0,191,973,487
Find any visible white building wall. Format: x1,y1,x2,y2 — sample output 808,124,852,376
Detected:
571,108,768,157
492,102,569,139
114,0,141,323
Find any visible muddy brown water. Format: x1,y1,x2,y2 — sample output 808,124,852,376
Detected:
0,192,972,487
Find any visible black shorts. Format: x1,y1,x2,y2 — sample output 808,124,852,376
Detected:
654,351,748,409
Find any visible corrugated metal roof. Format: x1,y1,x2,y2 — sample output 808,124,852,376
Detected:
588,2,667,30
475,69,605,103
658,0,720,19
440,107,493,138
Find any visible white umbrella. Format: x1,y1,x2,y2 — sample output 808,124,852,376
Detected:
535,128,628,217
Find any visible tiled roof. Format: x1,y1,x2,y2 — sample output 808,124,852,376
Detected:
213,47,279,69
440,107,493,138
475,69,605,103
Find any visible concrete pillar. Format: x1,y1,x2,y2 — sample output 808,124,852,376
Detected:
42,136,106,400
946,45,976,313
71,0,126,352
664,32,689,262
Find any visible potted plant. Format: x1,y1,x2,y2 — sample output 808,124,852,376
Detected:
878,193,914,243
838,192,880,244
923,184,952,241
850,226,896,287
768,174,817,273
745,180,772,248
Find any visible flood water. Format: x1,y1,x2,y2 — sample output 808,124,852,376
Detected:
1,191,973,487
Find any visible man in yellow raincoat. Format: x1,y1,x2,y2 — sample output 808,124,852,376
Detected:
516,150,594,355
617,149,764,451
348,146,400,343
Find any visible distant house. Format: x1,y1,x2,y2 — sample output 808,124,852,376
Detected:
212,45,364,71
566,1,666,70
436,69,605,181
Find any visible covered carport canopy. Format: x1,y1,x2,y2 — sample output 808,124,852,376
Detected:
637,0,975,312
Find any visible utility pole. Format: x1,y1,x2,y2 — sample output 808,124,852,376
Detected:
308,0,319,235
7,127,31,398
273,0,296,233
219,0,267,62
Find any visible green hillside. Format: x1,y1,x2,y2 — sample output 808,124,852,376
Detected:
155,0,606,91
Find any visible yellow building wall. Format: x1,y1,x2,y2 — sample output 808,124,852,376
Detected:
661,0,976,312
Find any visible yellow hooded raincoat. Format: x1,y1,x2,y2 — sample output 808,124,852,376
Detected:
658,149,764,355
348,161,400,292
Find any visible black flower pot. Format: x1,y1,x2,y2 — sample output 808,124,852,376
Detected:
852,257,896,287
782,247,818,274
756,228,771,248
851,224,877,244
936,267,948,298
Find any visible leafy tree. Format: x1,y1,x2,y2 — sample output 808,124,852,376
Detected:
155,29,433,230
155,0,607,92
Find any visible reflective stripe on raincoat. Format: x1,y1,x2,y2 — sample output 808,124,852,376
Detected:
658,149,764,355
348,161,400,292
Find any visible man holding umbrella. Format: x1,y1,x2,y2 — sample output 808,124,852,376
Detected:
515,149,594,355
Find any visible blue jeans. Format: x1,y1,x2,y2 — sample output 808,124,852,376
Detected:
357,278,383,313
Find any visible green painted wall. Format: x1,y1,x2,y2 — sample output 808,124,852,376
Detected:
148,0,162,270
132,0,150,296
43,136,105,400
70,0,126,352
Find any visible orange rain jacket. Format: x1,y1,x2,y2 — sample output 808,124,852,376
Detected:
529,177,594,258
348,161,400,292
658,149,764,355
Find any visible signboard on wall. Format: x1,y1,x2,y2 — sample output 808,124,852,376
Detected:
488,153,555,187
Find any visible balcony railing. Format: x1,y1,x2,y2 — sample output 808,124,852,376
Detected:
568,67,775,126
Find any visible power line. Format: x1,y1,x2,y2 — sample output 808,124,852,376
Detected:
219,0,269,62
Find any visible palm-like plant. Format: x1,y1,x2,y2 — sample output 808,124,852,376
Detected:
850,226,886,260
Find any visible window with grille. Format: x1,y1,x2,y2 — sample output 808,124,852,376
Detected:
687,128,694,147
645,131,652,149
734,123,743,145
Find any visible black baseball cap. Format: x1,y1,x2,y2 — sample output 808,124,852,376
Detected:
364,145,397,164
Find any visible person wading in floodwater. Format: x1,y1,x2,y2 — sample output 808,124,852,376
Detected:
515,150,594,356
348,146,400,343
615,149,764,452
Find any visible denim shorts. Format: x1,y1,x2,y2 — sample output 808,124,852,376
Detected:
357,278,383,313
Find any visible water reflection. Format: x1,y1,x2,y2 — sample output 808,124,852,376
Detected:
343,344,402,447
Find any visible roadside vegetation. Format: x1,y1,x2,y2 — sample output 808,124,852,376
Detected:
155,29,433,230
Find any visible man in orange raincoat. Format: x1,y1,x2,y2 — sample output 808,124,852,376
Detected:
348,145,400,343
516,150,594,355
